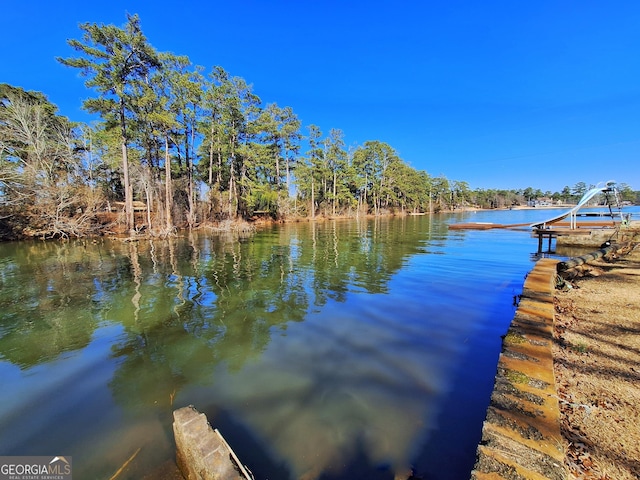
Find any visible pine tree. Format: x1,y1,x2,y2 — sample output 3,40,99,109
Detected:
58,14,161,234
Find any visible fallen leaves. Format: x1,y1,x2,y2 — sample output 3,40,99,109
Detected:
553,245,640,480
565,439,611,480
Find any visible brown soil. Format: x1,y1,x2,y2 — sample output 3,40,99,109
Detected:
554,244,640,479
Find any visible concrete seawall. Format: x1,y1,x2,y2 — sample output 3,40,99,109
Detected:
471,258,566,480
173,406,253,480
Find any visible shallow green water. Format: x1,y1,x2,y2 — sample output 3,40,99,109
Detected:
0,213,566,479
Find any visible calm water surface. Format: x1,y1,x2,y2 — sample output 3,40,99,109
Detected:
0,210,622,479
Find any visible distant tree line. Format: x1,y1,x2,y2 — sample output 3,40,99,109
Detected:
0,14,637,239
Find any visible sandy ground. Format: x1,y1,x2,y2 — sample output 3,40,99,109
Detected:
554,243,640,479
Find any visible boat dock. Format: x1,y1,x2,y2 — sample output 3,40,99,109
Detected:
533,220,621,252
449,182,631,252
533,226,601,253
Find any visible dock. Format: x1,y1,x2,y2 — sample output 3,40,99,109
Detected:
449,182,631,253
533,221,621,253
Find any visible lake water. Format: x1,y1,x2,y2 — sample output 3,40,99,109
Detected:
0,208,633,479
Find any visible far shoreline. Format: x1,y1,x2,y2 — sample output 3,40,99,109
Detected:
3,202,636,242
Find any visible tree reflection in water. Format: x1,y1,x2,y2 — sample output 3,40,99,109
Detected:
0,216,523,479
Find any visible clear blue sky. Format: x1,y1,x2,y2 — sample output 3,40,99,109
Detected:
2,1,639,192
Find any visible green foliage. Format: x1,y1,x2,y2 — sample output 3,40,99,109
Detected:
568,341,589,354
245,185,279,217
58,13,161,233
3,13,637,238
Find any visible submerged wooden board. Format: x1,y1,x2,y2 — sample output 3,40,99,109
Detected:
448,222,531,230
448,222,501,230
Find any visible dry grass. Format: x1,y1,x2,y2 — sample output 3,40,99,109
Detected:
554,245,640,479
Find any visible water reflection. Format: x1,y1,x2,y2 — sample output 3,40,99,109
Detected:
201,297,461,479
0,215,534,479
0,241,103,368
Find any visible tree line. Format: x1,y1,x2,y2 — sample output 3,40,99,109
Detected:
0,14,637,239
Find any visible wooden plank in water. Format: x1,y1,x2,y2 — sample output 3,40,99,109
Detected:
448,223,500,230
448,222,531,230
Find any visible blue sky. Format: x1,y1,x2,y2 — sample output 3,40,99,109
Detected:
3,1,639,192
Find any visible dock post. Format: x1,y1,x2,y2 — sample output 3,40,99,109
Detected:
537,232,543,253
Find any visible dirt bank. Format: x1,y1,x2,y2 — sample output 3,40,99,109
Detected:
554,243,640,479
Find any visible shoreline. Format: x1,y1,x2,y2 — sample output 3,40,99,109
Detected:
471,258,565,480
472,226,640,479
7,201,636,242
